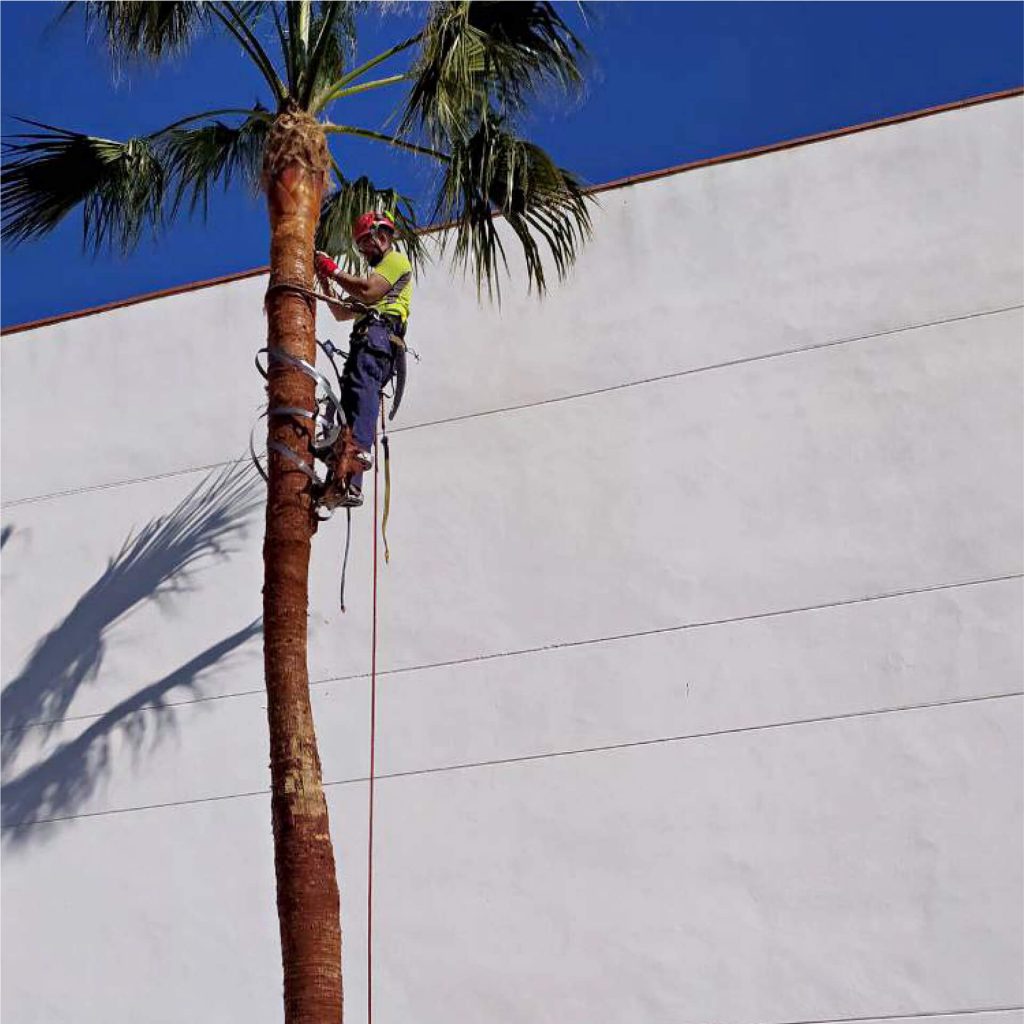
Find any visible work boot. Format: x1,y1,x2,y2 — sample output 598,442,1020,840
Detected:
338,483,363,508
327,427,372,479
316,471,363,511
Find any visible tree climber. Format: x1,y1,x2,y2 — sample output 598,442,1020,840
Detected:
314,211,413,509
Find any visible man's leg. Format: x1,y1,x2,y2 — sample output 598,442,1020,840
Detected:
340,330,393,495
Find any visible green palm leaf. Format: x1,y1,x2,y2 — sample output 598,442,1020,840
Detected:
1,121,166,253
300,2,360,107
432,110,591,298
75,1,285,100
161,110,272,216
75,1,211,66
6,3,593,299
402,1,585,144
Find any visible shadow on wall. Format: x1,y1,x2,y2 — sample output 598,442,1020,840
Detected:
1,620,261,846
0,460,264,845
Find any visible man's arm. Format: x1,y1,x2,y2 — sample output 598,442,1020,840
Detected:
315,262,371,321
315,251,391,304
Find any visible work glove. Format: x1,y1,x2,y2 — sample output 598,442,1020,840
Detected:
314,250,340,279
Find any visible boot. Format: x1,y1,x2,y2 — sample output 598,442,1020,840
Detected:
327,426,372,480
319,478,362,511
318,426,368,511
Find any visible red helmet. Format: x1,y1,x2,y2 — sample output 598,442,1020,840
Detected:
352,211,395,242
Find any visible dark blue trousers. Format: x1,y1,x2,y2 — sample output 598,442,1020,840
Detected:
341,320,395,492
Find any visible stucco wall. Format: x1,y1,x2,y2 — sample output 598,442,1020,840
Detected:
2,95,1022,1024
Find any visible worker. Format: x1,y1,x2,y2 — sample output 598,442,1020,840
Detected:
314,211,413,508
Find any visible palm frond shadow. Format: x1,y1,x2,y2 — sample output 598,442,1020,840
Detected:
1,618,261,846
0,459,262,773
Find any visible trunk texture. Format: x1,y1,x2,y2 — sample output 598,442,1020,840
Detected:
262,110,343,1023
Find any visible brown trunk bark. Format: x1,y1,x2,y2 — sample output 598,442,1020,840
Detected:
263,149,343,1022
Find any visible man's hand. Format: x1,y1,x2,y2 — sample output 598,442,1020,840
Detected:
315,250,340,279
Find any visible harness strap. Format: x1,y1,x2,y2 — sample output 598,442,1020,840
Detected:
249,406,320,483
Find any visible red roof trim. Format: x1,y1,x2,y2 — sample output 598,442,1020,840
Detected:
1,266,271,337
3,86,1021,338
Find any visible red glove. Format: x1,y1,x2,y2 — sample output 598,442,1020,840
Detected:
315,251,339,278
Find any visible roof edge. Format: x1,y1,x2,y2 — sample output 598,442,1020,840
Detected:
586,85,1024,197
3,86,1021,338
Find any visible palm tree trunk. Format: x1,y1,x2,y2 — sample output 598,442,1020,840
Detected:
263,113,343,1023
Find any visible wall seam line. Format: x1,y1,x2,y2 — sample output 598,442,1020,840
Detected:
4,690,1020,831
760,1005,1024,1024
5,571,1020,735
332,690,1023,786
388,303,1024,436
3,303,1019,508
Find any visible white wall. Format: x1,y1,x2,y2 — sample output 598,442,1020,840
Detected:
2,95,1022,1024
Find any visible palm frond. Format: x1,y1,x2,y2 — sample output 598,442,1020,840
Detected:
300,2,359,107
400,2,484,144
74,2,286,102
463,1,585,114
432,111,591,298
76,1,211,68
325,123,447,161
402,1,585,145
207,2,287,104
159,109,271,216
1,120,166,253
310,29,422,114
316,173,426,272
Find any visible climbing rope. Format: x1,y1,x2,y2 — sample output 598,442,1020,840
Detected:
264,273,369,316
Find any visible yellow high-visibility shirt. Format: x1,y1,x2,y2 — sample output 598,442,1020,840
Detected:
371,249,413,324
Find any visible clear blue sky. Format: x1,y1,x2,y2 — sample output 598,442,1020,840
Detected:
2,1,1021,328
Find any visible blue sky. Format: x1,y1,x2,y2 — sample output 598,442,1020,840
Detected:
2,1,1021,328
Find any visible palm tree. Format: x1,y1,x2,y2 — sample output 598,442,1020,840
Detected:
2,2,591,1021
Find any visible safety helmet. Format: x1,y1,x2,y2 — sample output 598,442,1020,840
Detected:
352,211,395,242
